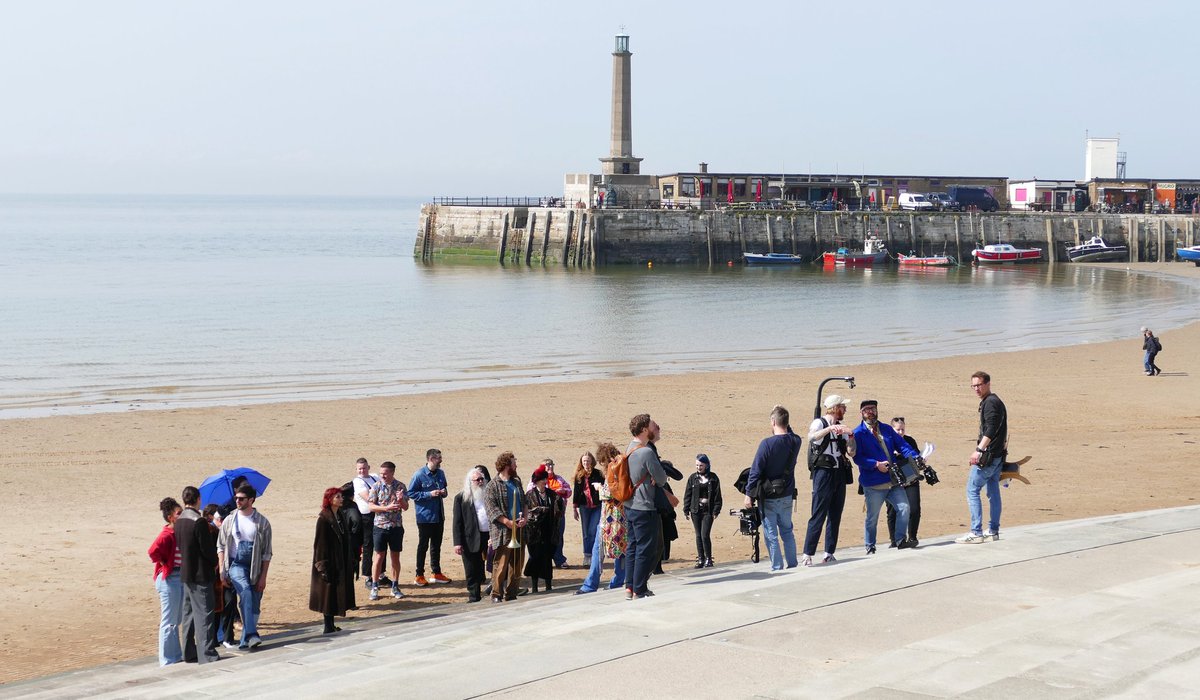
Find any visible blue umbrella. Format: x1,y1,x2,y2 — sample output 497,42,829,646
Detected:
199,466,271,508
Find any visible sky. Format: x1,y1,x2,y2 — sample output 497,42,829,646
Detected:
2,1,1198,197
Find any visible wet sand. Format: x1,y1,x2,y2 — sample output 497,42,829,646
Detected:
1,262,1197,684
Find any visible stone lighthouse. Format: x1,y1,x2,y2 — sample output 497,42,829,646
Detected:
599,35,642,175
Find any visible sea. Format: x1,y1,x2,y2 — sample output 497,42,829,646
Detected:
2,194,1196,418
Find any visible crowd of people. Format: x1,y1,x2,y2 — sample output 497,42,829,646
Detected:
147,370,1010,666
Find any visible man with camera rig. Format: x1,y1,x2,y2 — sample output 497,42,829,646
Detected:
852,400,919,554
886,417,938,547
803,395,856,566
743,405,803,571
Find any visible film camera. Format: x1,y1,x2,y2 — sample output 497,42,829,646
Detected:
888,456,939,487
729,507,761,563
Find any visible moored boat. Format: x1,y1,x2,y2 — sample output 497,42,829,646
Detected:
1177,245,1200,266
822,236,888,266
897,253,955,267
1066,236,1129,263
744,252,805,265
971,243,1042,264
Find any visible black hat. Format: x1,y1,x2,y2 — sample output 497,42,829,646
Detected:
860,399,878,410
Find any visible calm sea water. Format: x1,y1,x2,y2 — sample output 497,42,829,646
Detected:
1,194,1196,418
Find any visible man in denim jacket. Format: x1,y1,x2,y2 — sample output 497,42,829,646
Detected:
409,449,451,586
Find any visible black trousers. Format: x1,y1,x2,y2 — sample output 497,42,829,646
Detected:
803,467,847,557
887,482,921,543
415,521,445,576
691,510,714,561
359,515,375,577
461,548,486,601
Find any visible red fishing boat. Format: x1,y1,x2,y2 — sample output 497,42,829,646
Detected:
822,236,888,266
971,243,1042,264
897,253,955,267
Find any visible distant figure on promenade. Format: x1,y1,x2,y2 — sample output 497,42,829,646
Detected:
177,486,220,662
804,395,857,566
886,417,924,547
351,458,380,585
683,454,722,568
852,400,918,554
148,497,183,666
625,414,669,599
523,465,564,593
571,451,605,565
744,405,803,571
452,467,490,603
1141,327,1163,376
310,487,356,634
217,484,273,649
541,459,573,568
484,451,527,602
575,442,627,595
409,449,451,586
366,461,408,601
957,371,1006,544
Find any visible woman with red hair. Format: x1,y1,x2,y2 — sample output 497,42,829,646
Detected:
310,487,357,633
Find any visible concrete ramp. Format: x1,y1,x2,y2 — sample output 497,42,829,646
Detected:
6,506,1200,699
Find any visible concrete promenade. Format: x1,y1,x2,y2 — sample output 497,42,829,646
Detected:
6,506,1200,699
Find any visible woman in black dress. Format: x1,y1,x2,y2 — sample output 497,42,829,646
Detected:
523,465,563,593
683,454,722,568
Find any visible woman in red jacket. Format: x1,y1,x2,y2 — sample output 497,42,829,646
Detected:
147,497,183,666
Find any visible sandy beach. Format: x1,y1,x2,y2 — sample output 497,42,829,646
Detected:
1,262,1196,685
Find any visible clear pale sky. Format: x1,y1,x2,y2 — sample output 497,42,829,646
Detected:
3,1,1197,197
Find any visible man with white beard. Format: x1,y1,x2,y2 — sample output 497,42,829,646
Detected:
452,467,491,603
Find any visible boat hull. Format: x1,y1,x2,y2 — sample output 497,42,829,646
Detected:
744,253,805,265
822,251,889,266
1177,247,1200,265
1066,247,1128,263
898,255,953,267
972,250,1042,264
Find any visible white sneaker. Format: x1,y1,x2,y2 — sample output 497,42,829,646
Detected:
822,553,837,564
392,584,406,599
801,554,813,567
369,584,380,601
956,532,987,544
983,531,1000,542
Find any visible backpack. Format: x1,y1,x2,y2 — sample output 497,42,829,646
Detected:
607,446,648,502
1154,337,1163,352
807,418,831,472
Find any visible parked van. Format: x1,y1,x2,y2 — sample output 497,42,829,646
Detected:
898,193,934,211
946,185,1001,212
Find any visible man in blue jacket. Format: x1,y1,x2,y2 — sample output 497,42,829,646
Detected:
852,400,919,554
409,449,451,586
744,405,803,571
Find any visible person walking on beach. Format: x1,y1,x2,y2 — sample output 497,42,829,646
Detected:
684,454,722,568
452,467,490,603
541,459,572,568
367,461,408,600
217,484,273,649
852,400,919,554
575,442,628,595
484,452,527,602
744,405,803,571
309,487,356,634
177,486,220,663
148,497,184,666
409,449,451,586
957,371,1007,544
351,458,379,585
886,417,924,547
804,395,856,566
1141,327,1163,376
625,414,669,599
571,451,605,565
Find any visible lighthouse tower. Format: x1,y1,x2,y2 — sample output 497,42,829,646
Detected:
599,35,643,175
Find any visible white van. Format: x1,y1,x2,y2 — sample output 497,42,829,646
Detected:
898,193,934,211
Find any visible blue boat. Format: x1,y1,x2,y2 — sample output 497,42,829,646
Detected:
1177,245,1200,266
744,252,805,265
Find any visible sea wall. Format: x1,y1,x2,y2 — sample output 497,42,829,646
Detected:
416,205,1200,265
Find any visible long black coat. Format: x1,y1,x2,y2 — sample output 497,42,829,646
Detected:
309,508,357,617
452,492,488,554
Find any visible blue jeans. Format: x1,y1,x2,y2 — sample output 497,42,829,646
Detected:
553,512,567,566
155,571,183,666
864,484,909,549
625,508,660,594
967,456,1003,535
760,496,798,570
227,564,263,645
578,517,625,593
578,506,601,557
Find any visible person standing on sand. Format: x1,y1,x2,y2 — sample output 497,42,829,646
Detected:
571,451,605,564
452,467,490,603
148,497,183,666
625,414,669,600
217,484,273,649
367,461,408,601
541,459,572,569
852,400,918,554
484,452,527,602
804,395,856,566
886,417,924,547
310,487,356,634
1141,327,1163,376
351,458,380,585
575,442,628,595
409,449,451,587
177,486,220,663
523,465,563,593
745,405,803,571
957,371,1006,544
683,454,722,568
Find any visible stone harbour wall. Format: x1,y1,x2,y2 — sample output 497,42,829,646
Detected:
416,205,1200,266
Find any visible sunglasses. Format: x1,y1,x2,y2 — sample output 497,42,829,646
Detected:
234,496,250,502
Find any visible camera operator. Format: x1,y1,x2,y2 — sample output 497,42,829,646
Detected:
744,405,803,571
886,417,924,547
803,395,856,567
